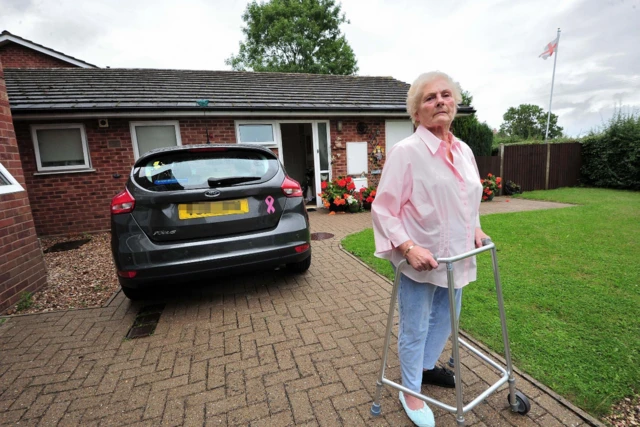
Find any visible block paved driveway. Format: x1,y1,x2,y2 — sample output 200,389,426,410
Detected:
0,201,599,426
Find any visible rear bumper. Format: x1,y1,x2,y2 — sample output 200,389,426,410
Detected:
112,209,310,289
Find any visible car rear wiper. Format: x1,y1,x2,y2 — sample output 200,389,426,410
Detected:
208,176,262,187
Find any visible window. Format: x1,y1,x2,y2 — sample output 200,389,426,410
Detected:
236,123,276,146
385,120,414,152
130,121,182,159
31,124,90,172
0,163,24,195
132,148,278,192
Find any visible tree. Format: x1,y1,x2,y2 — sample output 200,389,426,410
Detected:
499,104,563,140
450,88,493,156
226,0,358,75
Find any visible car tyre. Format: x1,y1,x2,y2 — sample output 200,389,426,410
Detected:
287,254,311,273
120,284,146,301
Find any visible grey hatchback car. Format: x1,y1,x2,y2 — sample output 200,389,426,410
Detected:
110,144,311,300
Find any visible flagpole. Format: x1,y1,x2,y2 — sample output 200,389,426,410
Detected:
544,28,560,190
544,28,561,141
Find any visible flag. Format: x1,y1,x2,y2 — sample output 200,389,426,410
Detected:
539,35,559,60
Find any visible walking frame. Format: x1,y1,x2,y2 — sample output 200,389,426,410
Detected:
370,239,531,426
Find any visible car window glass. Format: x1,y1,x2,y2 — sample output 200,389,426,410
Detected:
133,149,277,191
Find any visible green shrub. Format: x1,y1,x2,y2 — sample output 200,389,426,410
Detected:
452,117,494,156
17,292,33,311
581,111,640,190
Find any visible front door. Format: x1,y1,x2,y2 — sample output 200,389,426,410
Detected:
313,122,331,207
279,121,331,207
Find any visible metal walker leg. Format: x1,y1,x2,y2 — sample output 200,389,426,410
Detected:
371,259,404,416
370,240,532,422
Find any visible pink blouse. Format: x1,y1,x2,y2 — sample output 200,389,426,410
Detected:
371,125,483,288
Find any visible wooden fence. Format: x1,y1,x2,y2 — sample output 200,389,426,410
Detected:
475,142,582,192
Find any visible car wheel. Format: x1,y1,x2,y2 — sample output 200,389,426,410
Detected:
287,254,311,273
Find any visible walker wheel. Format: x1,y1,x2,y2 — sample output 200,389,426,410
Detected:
508,391,531,415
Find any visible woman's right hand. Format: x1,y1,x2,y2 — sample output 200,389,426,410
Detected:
406,246,438,272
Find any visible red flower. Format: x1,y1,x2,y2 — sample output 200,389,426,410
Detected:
345,176,352,183
338,179,347,187
488,173,493,178
370,190,376,197
366,196,374,203
321,181,327,190
359,187,366,193
347,182,356,191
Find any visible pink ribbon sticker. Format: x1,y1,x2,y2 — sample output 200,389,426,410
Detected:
265,196,275,214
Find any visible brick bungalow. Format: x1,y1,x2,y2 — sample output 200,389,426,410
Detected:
0,30,474,311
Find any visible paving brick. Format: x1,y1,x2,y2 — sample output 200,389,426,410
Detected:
265,384,289,414
227,401,269,425
58,411,92,427
263,367,300,388
135,369,172,387
205,393,246,416
331,389,372,411
143,390,168,420
38,400,70,426
250,410,294,427
0,408,25,425
309,382,347,403
312,399,342,427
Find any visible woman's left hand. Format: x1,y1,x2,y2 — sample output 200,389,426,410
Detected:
475,228,490,248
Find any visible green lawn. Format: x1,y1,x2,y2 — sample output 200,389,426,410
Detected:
341,188,640,417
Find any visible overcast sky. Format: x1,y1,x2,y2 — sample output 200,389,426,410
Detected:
2,0,639,136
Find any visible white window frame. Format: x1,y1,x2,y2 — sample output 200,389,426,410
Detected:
235,121,278,147
0,163,25,195
130,120,182,159
30,123,90,172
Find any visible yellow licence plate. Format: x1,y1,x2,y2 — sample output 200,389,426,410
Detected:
178,199,249,220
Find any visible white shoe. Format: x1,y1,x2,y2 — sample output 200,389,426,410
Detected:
399,391,435,427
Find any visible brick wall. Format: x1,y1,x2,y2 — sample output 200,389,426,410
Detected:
328,117,387,188
0,58,47,313
0,44,79,68
14,116,387,236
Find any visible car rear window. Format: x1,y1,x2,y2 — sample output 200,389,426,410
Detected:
132,148,279,191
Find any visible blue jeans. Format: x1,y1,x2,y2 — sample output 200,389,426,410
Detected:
396,271,462,393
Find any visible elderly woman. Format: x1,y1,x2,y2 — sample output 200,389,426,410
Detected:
371,71,489,427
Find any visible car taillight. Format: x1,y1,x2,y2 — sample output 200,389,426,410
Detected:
117,270,137,278
281,176,303,198
295,244,310,253
111,189,135,214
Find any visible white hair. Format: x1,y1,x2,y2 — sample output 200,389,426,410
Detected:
406,71,463,126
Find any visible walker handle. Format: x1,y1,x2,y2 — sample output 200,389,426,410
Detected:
482,238,493,246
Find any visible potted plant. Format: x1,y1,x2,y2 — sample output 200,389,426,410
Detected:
319,176,357,212
346,194,361,213
360,186,377,210
481,173,502,202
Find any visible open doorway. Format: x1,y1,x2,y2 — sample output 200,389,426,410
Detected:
280,123,316,208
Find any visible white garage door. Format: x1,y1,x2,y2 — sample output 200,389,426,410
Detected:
385,120,414,152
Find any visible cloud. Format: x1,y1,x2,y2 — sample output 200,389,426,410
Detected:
1,0,639,136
